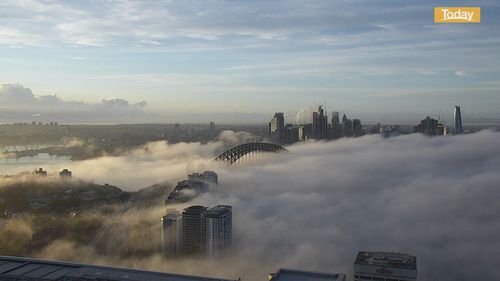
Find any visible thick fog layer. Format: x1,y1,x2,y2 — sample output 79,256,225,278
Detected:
56,130,254,189
211,131,500,281
7,131,500,281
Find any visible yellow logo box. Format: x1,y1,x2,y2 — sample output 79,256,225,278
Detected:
434,7,480,23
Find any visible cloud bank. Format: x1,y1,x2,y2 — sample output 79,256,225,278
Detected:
0,83,149,123
8,130,497,281
52,130,255,189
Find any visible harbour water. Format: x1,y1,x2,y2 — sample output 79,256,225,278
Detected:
0,153,72,176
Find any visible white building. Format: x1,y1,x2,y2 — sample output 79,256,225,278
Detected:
354,251,417,281
161,209,183,255
204,205,232,258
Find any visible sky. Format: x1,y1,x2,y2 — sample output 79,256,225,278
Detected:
1,0,499,123
2,130,500,281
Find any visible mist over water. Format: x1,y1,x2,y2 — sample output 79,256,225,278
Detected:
3,131,500,281
0,153,72,176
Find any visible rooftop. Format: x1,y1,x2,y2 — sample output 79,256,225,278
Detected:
206,205,232,215
0,256,237,281
354,251,416,270
269,268,346,281
183,205,208,213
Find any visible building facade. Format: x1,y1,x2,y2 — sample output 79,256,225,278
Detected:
269,112,285,144
354,251,417,281
415,116,444,136
205,205,232,258
454,105,463,134
180,204,232,256
352,119,363,137
182,205,208,254
329,111,342,139
161,209,183,255
341,114,353,137
312,106,328,140
209,121,216,140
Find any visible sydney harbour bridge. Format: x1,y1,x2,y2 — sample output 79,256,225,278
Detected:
214,142,288,165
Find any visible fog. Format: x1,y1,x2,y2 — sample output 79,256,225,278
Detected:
5,131,500,281
56,130,256,189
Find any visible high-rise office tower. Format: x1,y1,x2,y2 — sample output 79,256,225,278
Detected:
352,119,363,137
329,111,342,140
312,106,328,140
332,112,340,125
415,116,444,136
161,210,183,255
284,124,299,144
354,251,417,281
454,106,463,134
208,121,216,140
341,114,353,137
269,112,285,144
202,171,218,186
204,205,232,258
301,123,313,140
298,125,305,141
174,123,181,137
182,205,207,254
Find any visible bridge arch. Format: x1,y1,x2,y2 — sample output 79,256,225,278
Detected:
214,142,288,165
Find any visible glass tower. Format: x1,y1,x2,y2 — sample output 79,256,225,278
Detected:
454,106,463,134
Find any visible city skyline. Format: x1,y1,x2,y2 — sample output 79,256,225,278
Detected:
1,1,500,123
0,84,487,125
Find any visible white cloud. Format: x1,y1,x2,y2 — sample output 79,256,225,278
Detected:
454,70,470,77
0,83,149,123
0,0,496,50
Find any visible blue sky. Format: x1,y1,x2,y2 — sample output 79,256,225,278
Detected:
0,0,499,123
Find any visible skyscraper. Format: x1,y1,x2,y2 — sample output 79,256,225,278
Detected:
415,116,444,136
179,204,232,257
341,114,353,137
208,121,216,140
300,123,313,140
161,209,182,255
284,124,299,144
329,111,341,139
204,205,232,258
454,106,463,134
202,171,218,186
182,205,207,254
312,106,328,140
269,112,285,144
174,123,181,137
352,119,363,137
